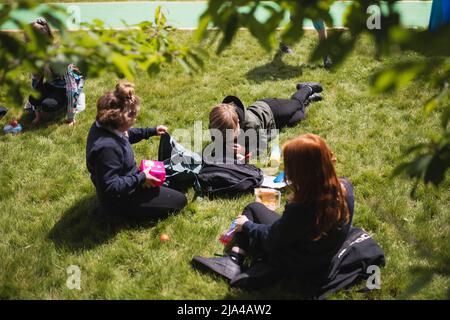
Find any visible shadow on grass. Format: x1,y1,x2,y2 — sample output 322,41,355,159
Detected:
223,279,315,300
48,195,157,252
369,200,450,299
245,51,318,84
18,109,67,133
221,276,369,300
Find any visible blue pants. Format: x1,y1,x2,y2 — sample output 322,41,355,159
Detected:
429,0,450,31
313,20,325,30
290,15,325,30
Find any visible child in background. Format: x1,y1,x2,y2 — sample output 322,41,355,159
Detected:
24,18,85,126
280,19,332,69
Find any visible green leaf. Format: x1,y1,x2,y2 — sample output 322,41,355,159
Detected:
0,32,23,55
147,62,160,77
393,154,433,180
176,56,191,74
424,96,439,115
310,31,356,67
424,152,449,185
189,52,204,69
442,106,450,129
195,13,212,42
111,53,134,80
217,13,239,54
155,6,167,28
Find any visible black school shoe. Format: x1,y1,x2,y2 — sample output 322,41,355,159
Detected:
230,260,278,290
308,93,323,103
0,107,8,118
296,82,323,94
279,43,294,55
324,55,333,70
191,255,242,281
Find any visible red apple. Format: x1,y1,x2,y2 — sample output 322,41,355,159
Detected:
10,119,18,127
159,233,170,242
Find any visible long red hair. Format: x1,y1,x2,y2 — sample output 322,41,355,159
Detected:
283,134,349,240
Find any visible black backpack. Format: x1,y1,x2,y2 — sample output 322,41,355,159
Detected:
230,227,385,299
198,162,264,198
315,227,386,299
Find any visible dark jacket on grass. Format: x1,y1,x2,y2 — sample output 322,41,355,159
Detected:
86,122,157,211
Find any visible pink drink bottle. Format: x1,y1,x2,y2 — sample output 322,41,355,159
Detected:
219,220,237,245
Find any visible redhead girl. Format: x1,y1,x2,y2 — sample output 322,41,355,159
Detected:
192,134,355,289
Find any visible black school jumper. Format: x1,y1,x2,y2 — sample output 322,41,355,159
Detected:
224,86,313,157
230,86,313,132
234,178,355,280
86,122,187,220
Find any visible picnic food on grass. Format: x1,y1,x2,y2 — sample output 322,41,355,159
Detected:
254,188,281,210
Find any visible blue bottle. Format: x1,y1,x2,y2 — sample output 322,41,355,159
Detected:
3,123,22,134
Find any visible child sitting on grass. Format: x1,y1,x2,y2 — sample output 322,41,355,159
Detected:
192,134,356,289
24,18,85,126
86,81,187,220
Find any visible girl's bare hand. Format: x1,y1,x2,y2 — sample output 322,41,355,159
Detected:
235,215,249,232
143,171,161,188
156,125,168,136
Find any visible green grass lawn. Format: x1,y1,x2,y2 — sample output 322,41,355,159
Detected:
0,30,449,299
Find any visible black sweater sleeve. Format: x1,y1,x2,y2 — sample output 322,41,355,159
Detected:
95,144,146,197
127,127,157,144
242,206,307,252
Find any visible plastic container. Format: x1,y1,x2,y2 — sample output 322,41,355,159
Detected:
254,188,281,210
261,143,281,176
139,160,166,187
3,123,22,135
219,220,237,245
76,92,86,112
269,144,281,168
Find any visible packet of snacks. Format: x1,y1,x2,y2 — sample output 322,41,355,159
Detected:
254,188,281,210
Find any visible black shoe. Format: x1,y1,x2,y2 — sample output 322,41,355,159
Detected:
230,260,277,290
279,43,294,54
323,55,332,70
308,93,323,103
192,255,242,281
296,82,323,93
0,107,8,119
